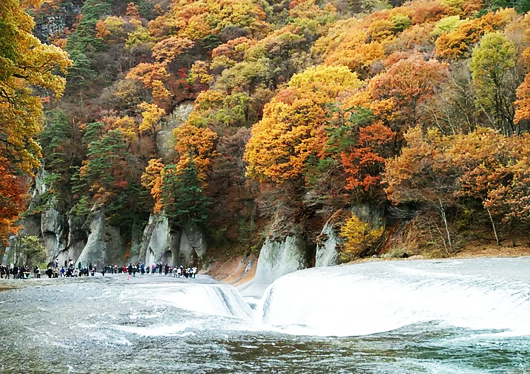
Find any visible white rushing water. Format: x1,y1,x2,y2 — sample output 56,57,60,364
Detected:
114,258,530,338
120,282,254,320
254,258,530,337
2,261,530,373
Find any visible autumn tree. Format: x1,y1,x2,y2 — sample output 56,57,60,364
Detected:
339,213,384,260
244,65,363,184
0,0,71,243
515,72,530,127
141,157,164,213
435,9,517,59
469,32,519,135
384,126,457,252
448,128,530,242
369,54,449,128
304,103,396,203
173,124,218,181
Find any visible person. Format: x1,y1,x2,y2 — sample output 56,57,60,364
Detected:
177,267,181,278
54,258,59,268
60,267,66,277
33,266,40,279
127,263,133,276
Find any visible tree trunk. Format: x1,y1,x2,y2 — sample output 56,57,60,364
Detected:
438,198,453,253
485,205,500,246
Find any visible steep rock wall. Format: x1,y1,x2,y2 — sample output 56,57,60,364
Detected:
239,235,308,298
156,101,194,162
74,211,126,268
137,214,206,267
179,225,206,266
315,223,340,267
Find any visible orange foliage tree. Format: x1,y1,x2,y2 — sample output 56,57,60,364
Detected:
0,0,71,242
385,126,530,249
384,126,457,251
244,65,363,184
368,54,449,128
515,62,530,127
173,124,218,182
435,9,517,59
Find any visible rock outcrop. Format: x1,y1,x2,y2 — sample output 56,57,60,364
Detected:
75,211,122,267
239,235,308,298
137,214,206,267
156,101,194,162
315,223,340,267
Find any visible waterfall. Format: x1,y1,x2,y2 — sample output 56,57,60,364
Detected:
255,258,530,336
122,282,254,320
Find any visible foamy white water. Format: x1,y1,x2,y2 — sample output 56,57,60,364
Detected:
255,258,530,336
1,264,529,373
120,282,254,319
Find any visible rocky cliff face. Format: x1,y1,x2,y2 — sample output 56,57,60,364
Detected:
315,223,340,268
239,235,308,297
136,215,206,267
157,102,195,162
4,101,205,268
32,0,85,43
7,205,207,269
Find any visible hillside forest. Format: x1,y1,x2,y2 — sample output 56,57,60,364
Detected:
2,0,530,264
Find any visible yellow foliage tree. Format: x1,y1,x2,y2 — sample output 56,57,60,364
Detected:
244,65,363,183
173,124,218,182
339,213,384,259
0,0,72,242
138,102,165,133
141,158,164,212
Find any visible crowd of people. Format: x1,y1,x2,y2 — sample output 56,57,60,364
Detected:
0,264,40,279
0,260,198,280
100,263,197,279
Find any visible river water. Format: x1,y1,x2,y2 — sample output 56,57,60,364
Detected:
1,258,530,373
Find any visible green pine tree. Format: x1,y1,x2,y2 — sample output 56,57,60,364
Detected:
161,159,211,228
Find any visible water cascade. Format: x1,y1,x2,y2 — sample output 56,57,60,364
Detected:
2,260,530,372
255,258,530,336
121,282,254,320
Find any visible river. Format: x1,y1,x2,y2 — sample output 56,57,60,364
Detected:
0,258,529,373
